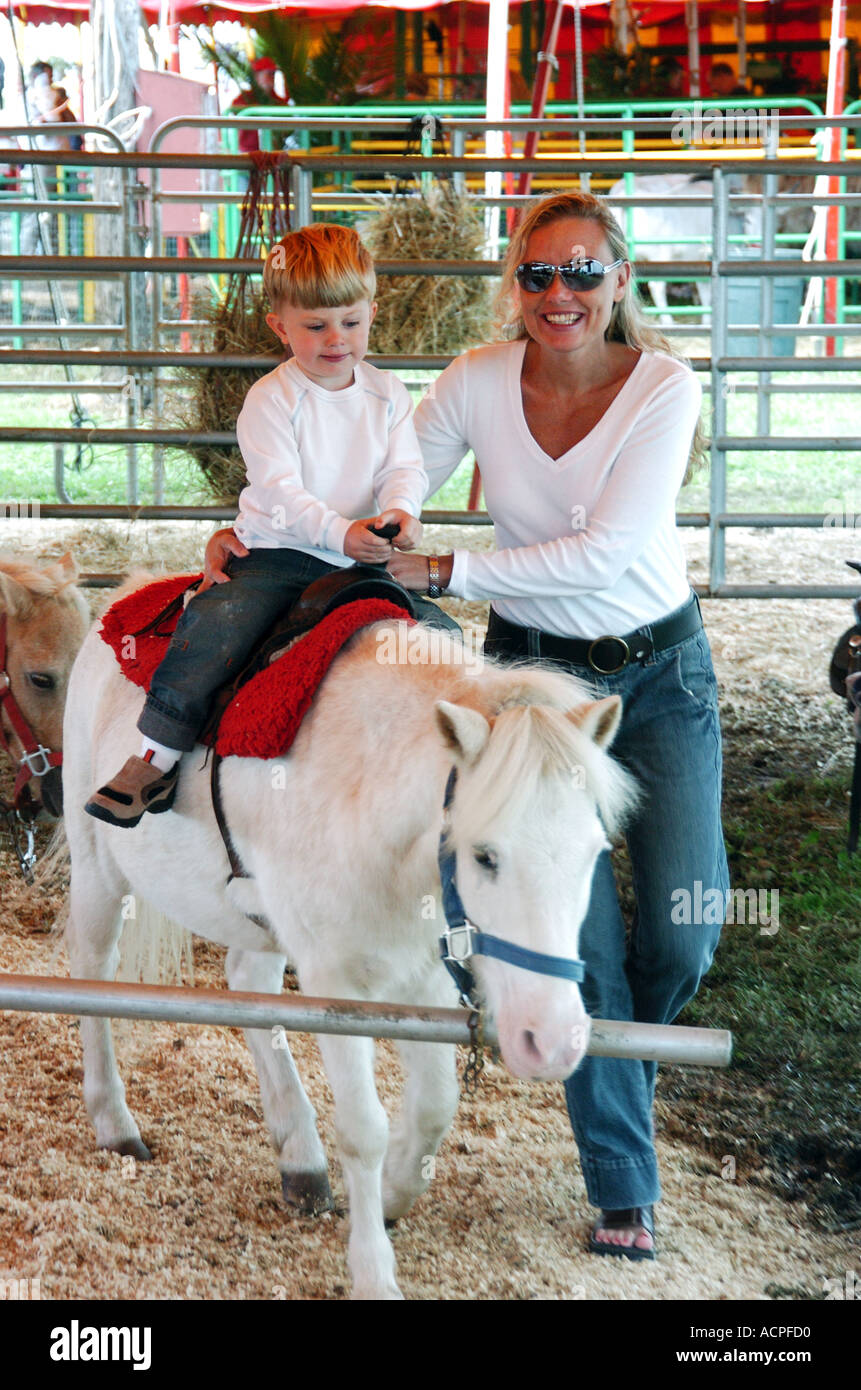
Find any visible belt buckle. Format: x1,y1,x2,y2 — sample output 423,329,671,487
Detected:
587,636,630,675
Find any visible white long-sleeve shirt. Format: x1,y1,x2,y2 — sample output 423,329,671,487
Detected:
234,358,427,566
414,341,700,638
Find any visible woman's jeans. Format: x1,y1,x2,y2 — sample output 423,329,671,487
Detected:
484,611,729,1211
139,547,457,752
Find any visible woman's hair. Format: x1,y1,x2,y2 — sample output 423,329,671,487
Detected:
263,223,376,310
496,190,707,475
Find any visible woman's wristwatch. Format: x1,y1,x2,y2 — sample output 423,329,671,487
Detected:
427,556,442,599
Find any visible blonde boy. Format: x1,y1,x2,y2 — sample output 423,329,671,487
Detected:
86,224,427,827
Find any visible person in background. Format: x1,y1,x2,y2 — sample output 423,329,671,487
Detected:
657,57,686,99
707,62,749,98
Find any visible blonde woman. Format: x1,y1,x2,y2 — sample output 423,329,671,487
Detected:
390,191,728,1261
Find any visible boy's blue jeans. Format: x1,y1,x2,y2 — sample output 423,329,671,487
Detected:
484,613,728,1212
138,547,456,752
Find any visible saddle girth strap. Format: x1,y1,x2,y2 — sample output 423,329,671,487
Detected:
211,749,251,881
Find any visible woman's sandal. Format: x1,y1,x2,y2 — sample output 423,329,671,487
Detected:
588,1205,656,1261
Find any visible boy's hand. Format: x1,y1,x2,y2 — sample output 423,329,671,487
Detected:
199,527,248,593
375,509,423,551
344,518,398,564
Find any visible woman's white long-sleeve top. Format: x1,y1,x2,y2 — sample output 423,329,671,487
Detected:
414,340,701,638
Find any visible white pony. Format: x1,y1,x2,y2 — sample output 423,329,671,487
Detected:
608,172,762,323
63,599,636,1300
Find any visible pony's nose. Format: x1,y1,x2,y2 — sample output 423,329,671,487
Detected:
40,766,63,819
513,1019,590,1080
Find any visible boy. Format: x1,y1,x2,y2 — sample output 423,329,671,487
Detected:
86,224,426,827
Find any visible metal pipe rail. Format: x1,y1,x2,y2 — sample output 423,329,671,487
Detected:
9,150,855,177
0,974,733,1067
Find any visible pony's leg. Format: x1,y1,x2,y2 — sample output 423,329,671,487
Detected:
647,278,673,326
224,947,331,1214
66,866,151,1160
697,276,712,325
382,1038,459,1223
381,969,460,1221
314,1031,400,1300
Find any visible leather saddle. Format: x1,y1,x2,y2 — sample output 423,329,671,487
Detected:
202,564,417,744
829,560,861,856
829,560,861,699
203,564,418,884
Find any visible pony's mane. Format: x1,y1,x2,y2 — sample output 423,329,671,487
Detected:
450,658,638,841
0,553,80,605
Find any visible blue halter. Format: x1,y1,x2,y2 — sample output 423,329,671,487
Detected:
437,767,587,1007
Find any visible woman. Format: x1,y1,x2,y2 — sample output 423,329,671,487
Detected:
389,190,729,1261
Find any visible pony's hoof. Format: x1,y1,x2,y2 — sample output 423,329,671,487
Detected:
281,1169,333,1215
103,1137,153,1161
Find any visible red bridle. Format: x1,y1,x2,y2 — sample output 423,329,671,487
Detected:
0,610,63,818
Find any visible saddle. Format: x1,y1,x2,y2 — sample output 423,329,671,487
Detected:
200,564,417,747
202,564,418,882
103,565,418,883
829,560,861,854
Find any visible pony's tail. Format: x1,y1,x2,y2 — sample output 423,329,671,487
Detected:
115,901,194,988
38,821,194,987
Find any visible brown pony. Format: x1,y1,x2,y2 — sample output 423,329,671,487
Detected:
0,553,89,820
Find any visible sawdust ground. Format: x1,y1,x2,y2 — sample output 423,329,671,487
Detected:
0,518,858,1300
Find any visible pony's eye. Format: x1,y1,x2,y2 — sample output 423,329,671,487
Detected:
473,846,498,874
28,672,56,691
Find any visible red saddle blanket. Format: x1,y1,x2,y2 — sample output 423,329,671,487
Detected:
99,574,414,759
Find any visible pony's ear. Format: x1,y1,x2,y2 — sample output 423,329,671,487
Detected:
567,695,622,750
0,569,33,620
56,551,79,583
435,700,491,764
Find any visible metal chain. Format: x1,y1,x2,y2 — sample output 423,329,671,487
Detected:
461,1007,486,1096
0,802,36,883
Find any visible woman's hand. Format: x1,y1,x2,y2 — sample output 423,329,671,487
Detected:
387,552,454,593
199,527,248,593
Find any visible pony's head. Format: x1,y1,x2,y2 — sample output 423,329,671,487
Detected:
435,664,637,1081
0,553,89,817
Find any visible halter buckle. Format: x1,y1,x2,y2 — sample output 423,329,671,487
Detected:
0,670,10,694
440,922,477,963
21,744,54,778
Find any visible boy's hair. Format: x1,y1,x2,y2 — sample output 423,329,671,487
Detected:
263,224,376,309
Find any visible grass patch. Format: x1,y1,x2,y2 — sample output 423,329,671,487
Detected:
1,367,860,513
660,773,861,1231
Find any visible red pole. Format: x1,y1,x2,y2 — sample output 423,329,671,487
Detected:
824,0,847,356
515,0,565,203
168,2,190,351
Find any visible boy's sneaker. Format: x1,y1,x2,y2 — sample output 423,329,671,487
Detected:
85,756,179,828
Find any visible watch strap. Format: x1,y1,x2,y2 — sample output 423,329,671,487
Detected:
427,556,442,599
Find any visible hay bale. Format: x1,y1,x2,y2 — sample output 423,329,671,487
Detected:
179,288,279,503
360,187,495,355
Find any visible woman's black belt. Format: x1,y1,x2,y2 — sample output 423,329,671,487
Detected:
485,592,703,675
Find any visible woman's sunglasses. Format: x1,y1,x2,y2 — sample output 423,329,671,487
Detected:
514,257,626,293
